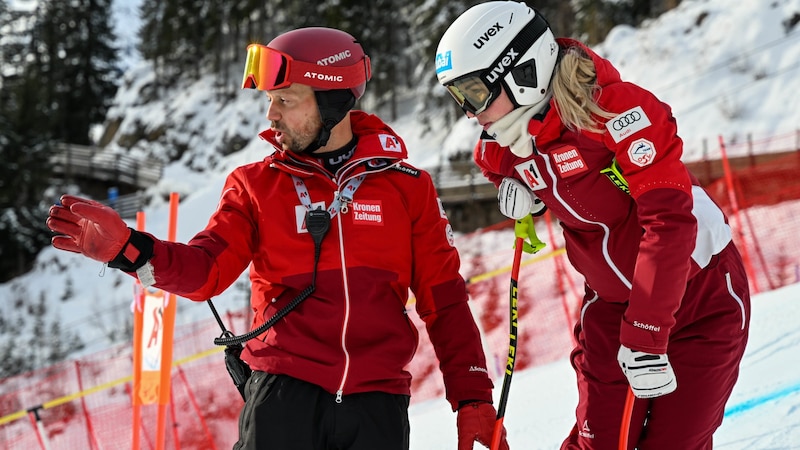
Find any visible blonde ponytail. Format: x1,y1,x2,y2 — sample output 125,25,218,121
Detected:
551,47,614,134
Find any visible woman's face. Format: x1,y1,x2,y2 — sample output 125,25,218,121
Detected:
468,87,515,130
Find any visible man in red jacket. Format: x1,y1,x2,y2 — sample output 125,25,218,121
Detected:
47,27,507,450
436,2,750,449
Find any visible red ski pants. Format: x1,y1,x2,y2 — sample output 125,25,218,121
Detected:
561,242,750,450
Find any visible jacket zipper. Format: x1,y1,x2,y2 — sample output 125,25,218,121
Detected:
334,204,352,403
292,166,378,403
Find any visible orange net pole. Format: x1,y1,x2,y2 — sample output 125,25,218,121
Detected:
156,193,180,450
132,211,146,450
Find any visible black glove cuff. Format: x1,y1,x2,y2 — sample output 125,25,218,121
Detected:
108,229,155,272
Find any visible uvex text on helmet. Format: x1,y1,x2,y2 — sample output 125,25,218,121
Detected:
435,1,558,112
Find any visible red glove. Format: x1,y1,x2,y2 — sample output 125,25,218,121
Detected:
457,402,509,450
47,195,152,270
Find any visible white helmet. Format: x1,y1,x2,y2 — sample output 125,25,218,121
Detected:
435,1,558,115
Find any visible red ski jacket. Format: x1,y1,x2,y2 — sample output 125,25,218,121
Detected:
475,39,733,354
145,111,493,409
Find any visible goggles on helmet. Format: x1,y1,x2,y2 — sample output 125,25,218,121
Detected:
241,44,371,91
444,74,502,115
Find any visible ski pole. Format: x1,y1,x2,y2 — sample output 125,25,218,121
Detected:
491,216,545,449
618,386,635,450
490,235,524,450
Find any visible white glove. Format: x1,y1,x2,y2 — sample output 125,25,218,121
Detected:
617,345,677,399
498,177,545,220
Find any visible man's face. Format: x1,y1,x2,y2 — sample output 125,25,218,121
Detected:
265,83,321,153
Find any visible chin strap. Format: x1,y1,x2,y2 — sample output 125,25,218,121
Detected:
304,89,356,152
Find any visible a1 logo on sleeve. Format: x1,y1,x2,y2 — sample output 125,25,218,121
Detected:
606,106,652,143
437,198,448,219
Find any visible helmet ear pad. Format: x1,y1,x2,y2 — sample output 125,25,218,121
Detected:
500,59,539,109
313,89,356,148
511,59,538,89
502,29,559,109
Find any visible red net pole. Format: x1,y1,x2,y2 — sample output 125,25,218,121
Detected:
75,361,100,449
177,366,217,450
719,135,760,293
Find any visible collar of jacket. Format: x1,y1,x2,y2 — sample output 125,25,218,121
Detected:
520,38,626,150
258,110,409,179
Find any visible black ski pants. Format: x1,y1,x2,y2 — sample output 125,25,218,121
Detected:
233,371,410,450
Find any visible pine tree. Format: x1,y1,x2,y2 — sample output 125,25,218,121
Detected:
335,0,411,121
139,0,230,86
0,1,53,278
0,0,120,281
137,0,165,73
406,0,483,129
33,0,120,145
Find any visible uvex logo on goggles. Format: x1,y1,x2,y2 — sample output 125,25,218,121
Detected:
242,44,370,91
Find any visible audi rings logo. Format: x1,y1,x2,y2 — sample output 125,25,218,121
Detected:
612,111,642,131
606,106,652,143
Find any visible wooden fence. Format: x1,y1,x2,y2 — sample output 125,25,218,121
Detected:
99,191,146,219
50,143,163,191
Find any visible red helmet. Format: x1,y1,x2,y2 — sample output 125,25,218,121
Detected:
242,27,372,99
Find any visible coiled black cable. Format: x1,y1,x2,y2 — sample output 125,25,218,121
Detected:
212,208,331,346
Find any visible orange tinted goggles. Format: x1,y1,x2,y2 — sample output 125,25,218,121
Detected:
445,74,500,115
241,44,371,91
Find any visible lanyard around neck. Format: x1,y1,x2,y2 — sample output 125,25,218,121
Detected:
291,174,366,218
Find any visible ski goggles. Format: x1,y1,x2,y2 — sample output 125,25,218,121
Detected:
241,44,371,91
444,74,502,115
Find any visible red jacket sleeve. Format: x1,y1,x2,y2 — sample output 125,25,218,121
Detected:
473,140,507,188
147,168,256,300
621,188,696,353
410,171,494,410
598,82,698,353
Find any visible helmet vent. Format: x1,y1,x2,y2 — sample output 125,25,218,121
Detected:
512,60,538,88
